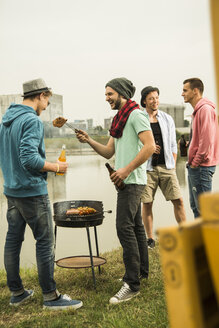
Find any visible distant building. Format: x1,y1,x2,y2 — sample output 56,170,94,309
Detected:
87,119,93,130
43,94,63,122
0,93,63,122
104,117,113,130
158,103,185,128
0,94,22,120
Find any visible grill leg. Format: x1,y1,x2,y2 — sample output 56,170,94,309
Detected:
54,225,57,262
86,227,96,289
94,226,101,274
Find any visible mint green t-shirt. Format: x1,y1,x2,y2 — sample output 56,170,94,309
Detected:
114,109,151,185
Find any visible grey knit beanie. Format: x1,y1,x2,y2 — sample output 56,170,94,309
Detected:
105,77,136,99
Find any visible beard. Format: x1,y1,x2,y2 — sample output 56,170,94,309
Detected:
114,96,122,110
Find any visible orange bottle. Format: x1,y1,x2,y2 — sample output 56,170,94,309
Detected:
56,144,66,176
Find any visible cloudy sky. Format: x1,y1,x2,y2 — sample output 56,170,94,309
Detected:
0,0,216,124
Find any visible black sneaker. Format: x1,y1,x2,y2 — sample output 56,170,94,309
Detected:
147,238,155,249
10,289,34,306
43,294,83,311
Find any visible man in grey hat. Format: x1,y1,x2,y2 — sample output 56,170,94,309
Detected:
0,78,83,310
140,86,186,248
76,77,155,304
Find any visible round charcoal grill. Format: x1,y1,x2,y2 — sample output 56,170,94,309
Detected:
53,200,104,227
53,200,111,288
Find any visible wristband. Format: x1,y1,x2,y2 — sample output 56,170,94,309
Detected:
56,164,59,173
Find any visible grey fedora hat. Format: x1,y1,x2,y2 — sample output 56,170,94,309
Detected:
22,78,51,97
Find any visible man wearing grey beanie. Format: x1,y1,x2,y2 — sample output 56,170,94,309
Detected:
76,77,155,304
105,77,136,100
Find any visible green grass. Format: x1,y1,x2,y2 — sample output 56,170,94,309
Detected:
0,247,168,328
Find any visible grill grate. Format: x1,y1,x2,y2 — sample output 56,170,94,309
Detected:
53,200,104,227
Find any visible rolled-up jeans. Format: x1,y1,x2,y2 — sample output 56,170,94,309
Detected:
116,184,149,292
4,195,57,299
187,165,216,218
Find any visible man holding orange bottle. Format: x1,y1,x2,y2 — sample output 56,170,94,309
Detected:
0,78,82,310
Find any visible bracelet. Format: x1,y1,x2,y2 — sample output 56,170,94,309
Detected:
56,164,59,173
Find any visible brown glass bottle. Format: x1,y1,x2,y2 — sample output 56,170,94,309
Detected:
105,163,126,190
152,140,159,166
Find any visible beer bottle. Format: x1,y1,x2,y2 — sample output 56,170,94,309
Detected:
152,140,159,166
56,144,66,176
105,163,126,190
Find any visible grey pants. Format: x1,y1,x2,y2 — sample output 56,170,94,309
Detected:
116,184,149,291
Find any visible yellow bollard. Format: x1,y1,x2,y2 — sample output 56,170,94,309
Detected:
200,193,219,306
158,220,219,328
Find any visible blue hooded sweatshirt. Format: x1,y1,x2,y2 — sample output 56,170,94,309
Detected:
0,103,48,197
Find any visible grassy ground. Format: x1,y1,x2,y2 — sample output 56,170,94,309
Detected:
0,246,168,328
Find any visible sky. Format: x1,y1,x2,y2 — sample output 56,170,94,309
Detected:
0,0,216,125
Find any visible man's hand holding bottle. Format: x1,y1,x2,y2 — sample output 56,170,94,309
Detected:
56,160,68,174
75,130,90,143
154,142,161,155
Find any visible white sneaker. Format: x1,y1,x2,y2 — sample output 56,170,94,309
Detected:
109,283,140,304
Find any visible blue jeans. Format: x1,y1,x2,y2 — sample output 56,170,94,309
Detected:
187,165,216,218
116,184,149,292
4,195,57,297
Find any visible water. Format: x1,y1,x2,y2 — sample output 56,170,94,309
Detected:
0,154,218,268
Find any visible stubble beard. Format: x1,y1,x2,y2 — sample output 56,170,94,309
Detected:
149,106,158,112
114,96,122,110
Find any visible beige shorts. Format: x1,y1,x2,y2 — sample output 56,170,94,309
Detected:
141,165,182,203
